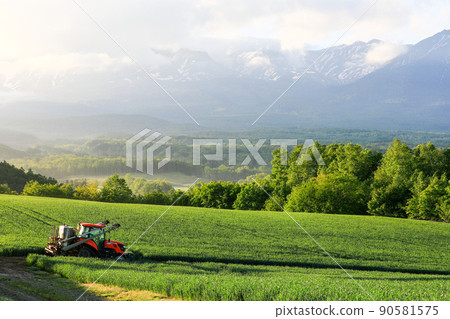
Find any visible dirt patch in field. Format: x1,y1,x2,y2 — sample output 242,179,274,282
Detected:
0,257,35,281
0,257,182,301
0,257,103,301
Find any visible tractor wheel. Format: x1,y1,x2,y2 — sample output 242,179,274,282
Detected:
123,253,134,261
78,246,96,258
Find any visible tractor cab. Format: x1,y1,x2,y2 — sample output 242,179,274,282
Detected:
78,223,107,249
78,223,105,237
76,221,127,257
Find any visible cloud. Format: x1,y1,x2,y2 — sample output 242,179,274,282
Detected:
365,42,409,65
0,0,448,101
0,52,135,103
1,0,449,60
0,53,132,76
239,51,272,68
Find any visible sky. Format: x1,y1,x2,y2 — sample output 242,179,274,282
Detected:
1,0,449,58
0,0,449,103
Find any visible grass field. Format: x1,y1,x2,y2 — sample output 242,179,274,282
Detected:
1,195,449,273
1,194,449,300
27,254,449,301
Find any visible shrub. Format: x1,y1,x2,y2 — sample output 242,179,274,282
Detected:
137,190,171,205
0,184,17,195
22,181,72,198
285,173,369,214
190,181,241,209
233,182,268,211
169,189,191,206
74,183,100,201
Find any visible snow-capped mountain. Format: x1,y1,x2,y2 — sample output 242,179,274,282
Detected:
391,29,450,66
148,49,231,82
305,40,387,83
144,39,404,84
0,30,449,134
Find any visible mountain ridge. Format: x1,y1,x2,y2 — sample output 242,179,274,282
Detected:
1,30,449,133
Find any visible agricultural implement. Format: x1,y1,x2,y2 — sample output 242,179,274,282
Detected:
45,220,133,260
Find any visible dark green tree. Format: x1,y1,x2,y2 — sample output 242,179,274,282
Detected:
438,185,450,222
324,143,381,182
264,148,292,211
368,139,415,217
189,181,241,209
286,142,327,187
137,190,171,205
168,189,191,207
0,161,57,193
413,143,448,178
406,174,449,221
285,173,369,214
234,181,269,211
99,174,133,203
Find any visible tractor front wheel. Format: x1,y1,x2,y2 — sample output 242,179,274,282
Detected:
78,246,96,258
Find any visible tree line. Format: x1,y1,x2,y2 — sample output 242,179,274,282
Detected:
267,139,449,221
1,139,448,222
0,161,57,193
7,155,264,181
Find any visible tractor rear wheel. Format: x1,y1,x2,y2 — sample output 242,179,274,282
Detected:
121,253,134,261
78,246,96,258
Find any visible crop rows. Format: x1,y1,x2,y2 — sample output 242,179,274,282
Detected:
1,195,449,274
27,254,449,301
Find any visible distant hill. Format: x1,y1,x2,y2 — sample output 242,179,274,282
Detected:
0,114,204,140
0,144,26,160
0,129,39,149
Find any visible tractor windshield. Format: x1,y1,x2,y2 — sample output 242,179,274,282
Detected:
90,228,105,242
90,228,105,249
79,226,104,241
79,226,105,248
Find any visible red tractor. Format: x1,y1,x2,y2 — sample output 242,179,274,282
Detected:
45,220,133,260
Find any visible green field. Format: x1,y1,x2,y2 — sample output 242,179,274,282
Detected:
1,194,449,300
27,254,449,301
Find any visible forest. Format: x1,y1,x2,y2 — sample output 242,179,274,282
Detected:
0,161,57,193
2,139,448,222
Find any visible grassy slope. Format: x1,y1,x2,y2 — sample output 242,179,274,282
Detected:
1,195,449,274
27,255,449,301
